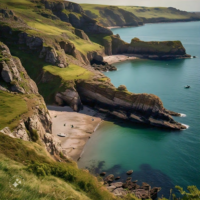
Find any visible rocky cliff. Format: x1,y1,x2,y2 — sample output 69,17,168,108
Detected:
42,0,113,35
103,35,190,59
0,42,62,156
74,79,186,130
84,6,143,27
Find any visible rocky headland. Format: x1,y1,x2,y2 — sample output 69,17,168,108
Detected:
0,0,188,131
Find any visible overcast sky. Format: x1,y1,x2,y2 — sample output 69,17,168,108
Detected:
68,0,200,11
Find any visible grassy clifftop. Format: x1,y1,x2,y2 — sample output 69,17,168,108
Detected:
81,4,200,26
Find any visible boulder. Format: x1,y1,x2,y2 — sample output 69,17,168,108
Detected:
55,89,82,112
126,170,133,175
111,182,123,188
100,172,106,176
115,176,121,180
104,174,114,183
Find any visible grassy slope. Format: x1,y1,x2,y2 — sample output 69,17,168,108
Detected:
81,4,200,24
118,6,195,19
0,0,101,103
0,90,115,199
0,91,28,130
0,132,116,200
1,0,102,55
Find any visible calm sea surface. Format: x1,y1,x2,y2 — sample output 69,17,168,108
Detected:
78,21,200,197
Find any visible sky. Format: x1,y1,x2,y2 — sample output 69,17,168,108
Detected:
68,0,200,12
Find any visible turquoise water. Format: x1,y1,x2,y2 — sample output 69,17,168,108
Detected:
78,22,200,197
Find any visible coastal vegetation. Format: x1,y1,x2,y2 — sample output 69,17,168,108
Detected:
81,4,200,26
0,0,199,199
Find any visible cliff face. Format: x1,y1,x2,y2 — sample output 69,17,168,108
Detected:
82,4,200,27
0,42,61,156
75,79,186,130
42,0,113,35
103,35,190,59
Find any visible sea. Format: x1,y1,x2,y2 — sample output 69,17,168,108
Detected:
78,21,200,198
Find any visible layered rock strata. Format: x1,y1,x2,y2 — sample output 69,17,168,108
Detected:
75,79,186,130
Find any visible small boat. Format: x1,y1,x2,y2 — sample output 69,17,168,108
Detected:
57,133,66,137
185,85,190,89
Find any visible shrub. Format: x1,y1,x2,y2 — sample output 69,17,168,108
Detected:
118,85,127,91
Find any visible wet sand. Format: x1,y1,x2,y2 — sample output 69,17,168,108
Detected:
48,105,105,161
104,54,142,65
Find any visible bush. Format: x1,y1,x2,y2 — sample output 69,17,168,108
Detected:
118,85,127,91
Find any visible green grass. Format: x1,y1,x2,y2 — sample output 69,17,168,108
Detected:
81,4,200,25
0,91,28,130
130,39,184,53
118,6,193,19
0,133,116,200
43,64,94,81
1,0,103,56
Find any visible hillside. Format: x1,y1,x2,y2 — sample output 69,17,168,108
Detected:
0,1,198,199
81,4,200,26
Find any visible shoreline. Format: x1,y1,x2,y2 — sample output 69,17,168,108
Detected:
107,20,200,30
48,105,105,161
103,54,143,65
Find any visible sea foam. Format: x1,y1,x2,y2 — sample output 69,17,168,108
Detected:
182,123,190,130
180,113,186,117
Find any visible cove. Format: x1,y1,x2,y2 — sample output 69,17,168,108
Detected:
78,21,200,198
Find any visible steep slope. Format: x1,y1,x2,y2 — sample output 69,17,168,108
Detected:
0,41,61,155
82,4,143,27
0,42,117,200
81,4,200,26
103,35,190,59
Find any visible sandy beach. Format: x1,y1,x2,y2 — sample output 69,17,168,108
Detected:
48,105,105,161
104,54,142,65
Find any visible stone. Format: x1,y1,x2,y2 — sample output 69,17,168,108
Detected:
111,182,123,188
107,185,116,192
100,172,106,176
115,176,121,180
126,170,133,175
0,61,13,83
11,84,25,94
104,174,114,183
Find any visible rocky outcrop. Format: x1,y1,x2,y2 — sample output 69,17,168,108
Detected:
39,46,68,68
55,88,82,112
74,29,91,43
92,63,117,72
75,79,186,130
0,42,62,156
0,42,38,94
0,9,23,22
43,0,83,14
18,32,43,50
42,0,112,35
103,35,190,59
104,172,161,199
